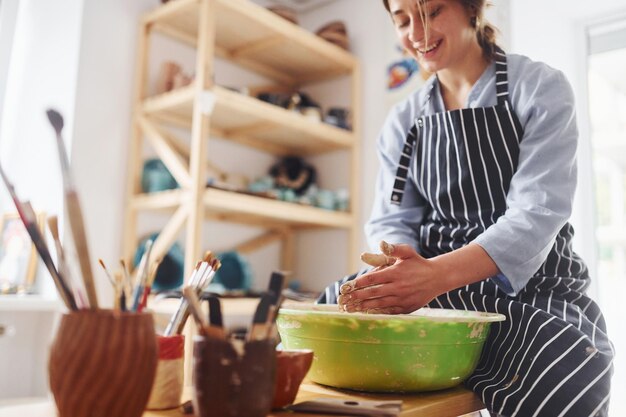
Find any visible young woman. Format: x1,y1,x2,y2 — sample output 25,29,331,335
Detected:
318,0,614,415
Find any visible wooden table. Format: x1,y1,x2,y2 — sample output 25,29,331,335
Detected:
0,383,484,417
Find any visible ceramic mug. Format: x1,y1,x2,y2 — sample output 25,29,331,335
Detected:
146,334,185,410
193,336,276,417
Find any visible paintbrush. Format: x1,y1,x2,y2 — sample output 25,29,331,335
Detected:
0,162,28,220
248,293,272,341
171,253,219,334
47,109,98,309
268,271,285,306
120,259,131,310
164,261,206,336
99,259,122,310
182,286,209,335
138,257,162,312
207,295,225,340
265,271,286,340
265,292,286,341
0,163,77,310
130,239,153,311
98,259,116,288
113,271,123,311
48,216,86,309
24,201,77,310
173,261,213,334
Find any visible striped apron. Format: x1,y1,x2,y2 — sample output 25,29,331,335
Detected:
318,49,614,416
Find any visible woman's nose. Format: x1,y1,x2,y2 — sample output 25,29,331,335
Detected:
408,19,425,44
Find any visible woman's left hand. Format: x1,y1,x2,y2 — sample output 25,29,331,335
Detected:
337,241,449,314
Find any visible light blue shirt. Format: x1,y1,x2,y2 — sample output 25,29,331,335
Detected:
365,53,579,295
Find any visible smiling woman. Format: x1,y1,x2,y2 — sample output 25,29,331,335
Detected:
317,0,615,416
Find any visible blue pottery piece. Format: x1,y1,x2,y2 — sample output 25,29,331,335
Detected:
134,234,184,291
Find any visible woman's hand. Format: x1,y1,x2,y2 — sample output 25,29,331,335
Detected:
338,241,450,314
338,241,501,314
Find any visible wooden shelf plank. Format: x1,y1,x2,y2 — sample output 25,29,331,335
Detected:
203,188,352,229
131,188,352,229
130,189,188,211
142,85,355,155
147,0,357,84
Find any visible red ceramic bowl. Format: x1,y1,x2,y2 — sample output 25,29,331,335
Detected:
272,349,314,409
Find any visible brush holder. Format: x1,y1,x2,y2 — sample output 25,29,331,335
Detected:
146,334,185,410
48,310,158,417
193,336,276,417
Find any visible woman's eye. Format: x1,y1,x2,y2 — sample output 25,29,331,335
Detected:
396,19,409,28
429,6,442,18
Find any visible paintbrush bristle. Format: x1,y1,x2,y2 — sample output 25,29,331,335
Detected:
46,109,64,134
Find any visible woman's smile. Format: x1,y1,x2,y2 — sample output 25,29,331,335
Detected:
415,39,443,57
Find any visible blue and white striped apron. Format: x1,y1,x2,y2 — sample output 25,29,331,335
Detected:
318,49,614,416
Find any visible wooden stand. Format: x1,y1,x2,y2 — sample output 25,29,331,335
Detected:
123,0,361,279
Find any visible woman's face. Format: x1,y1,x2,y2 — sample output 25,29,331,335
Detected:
388,0,478,73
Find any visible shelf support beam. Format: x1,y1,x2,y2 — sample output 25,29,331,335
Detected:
151,203,190,263
139,117,192,188
234,230,284,254
280,228,295,274
185,0,215,292
123,19,151,263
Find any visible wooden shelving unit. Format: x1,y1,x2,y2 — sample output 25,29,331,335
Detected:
123,0,361,286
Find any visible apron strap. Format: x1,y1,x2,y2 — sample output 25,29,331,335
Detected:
390,46,509,205
494,46,510,106
390,120,420,205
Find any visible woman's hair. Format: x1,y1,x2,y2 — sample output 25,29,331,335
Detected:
382,0,498,61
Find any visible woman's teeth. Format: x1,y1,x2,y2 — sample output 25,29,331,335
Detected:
418,40,441,54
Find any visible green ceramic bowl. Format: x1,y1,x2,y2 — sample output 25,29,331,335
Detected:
277,304,505,392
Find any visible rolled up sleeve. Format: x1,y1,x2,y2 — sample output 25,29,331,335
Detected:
474,70,578,295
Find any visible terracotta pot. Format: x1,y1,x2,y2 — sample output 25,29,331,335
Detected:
272,349,314,409
49,310,158,417
193,336,276,417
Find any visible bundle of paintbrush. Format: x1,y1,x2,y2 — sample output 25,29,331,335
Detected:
182,271,286,344
0,163,78,310
98,248,162,313
0,109,166,313
0,109,103,310
164,252,222,336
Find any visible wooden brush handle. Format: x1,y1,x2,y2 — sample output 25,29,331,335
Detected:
66,192,98,308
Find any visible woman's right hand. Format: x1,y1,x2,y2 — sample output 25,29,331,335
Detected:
337,241,449,314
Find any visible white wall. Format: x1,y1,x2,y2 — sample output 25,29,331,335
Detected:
0,0,19,128
0,0,84,399
71,0,156,306
296,0,388,289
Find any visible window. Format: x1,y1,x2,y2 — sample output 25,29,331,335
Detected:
587,16,626,416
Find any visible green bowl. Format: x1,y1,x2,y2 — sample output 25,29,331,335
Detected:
277,304,505,392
